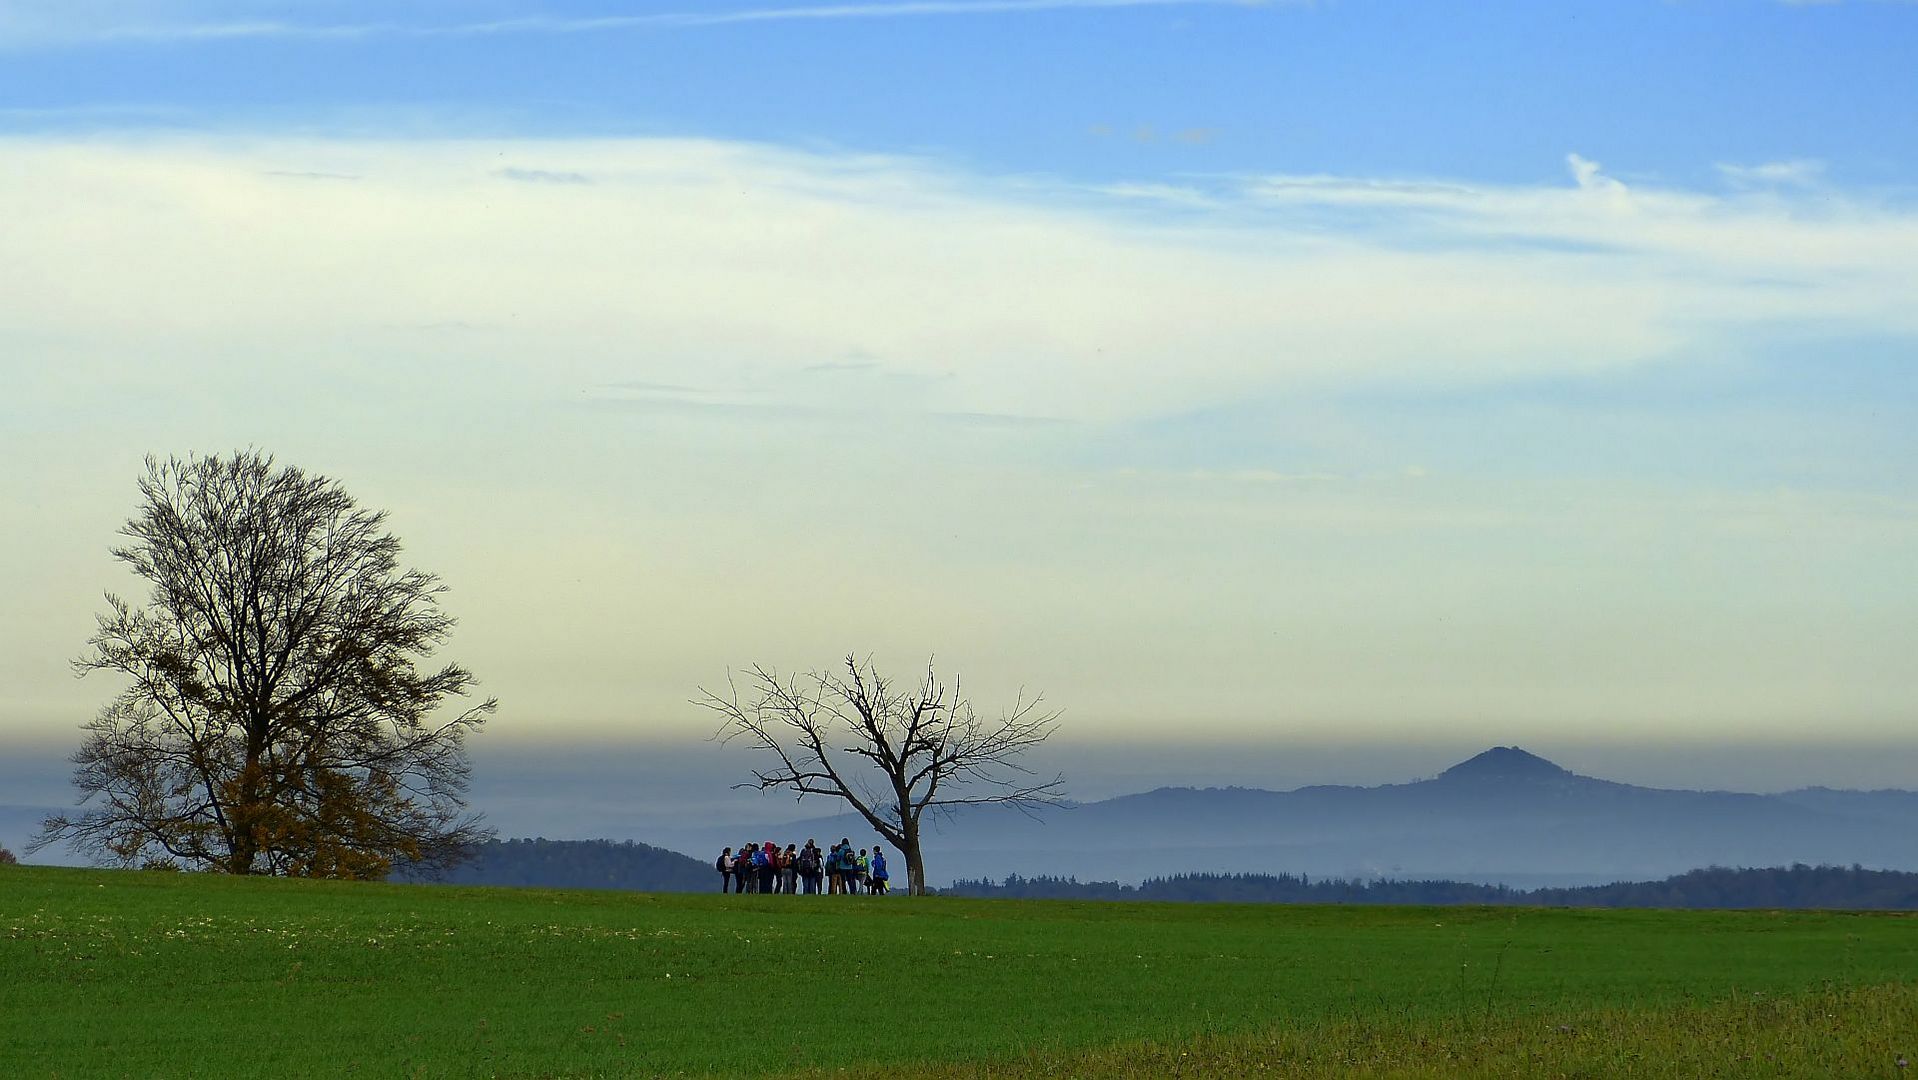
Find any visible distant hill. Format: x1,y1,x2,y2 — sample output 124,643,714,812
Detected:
948,864,1918,910
644,746,1918,887
396,838,716,892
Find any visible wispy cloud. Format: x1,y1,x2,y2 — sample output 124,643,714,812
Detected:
1235,154,1917,278
0,103,188,121
2,0,1279,47
1717,159,1826,188
262,169,361,181
4,135,1915,426
497,167,592,185
1565,152,1627,196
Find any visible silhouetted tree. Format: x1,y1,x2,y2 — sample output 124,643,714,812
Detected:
0,847,17,867
698,656,1064,895
34,451,496,878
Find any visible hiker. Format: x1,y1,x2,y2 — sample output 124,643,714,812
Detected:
870,847,889,895
834,838,854,894
735,844,756,893
799,840,822,894
716,847,734,893
781,844,800,895
759,841,778,895
857,848,871,893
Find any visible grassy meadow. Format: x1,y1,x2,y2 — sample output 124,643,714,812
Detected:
2,865,1914,1078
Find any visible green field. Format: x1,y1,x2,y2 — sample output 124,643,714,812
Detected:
3,866,1913,1078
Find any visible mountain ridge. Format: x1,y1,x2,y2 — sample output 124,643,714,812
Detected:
642,747,1918,888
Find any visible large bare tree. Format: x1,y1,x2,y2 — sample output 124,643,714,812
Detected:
698,656,1063,895
34,451,496,878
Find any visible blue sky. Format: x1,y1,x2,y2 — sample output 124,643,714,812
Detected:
7,1,1917,185
3,1,1917,835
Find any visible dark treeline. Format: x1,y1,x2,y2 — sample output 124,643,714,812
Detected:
944,864,1918,910
390,842,1918,909
393,838,715,892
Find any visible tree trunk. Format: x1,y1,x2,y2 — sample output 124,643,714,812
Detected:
227,750,266,875
226,811,259,875
903,825,927,896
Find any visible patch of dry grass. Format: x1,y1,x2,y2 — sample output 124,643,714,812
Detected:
831,982,1915,1079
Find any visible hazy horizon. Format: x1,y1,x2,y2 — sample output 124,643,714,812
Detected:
13,733,1918,868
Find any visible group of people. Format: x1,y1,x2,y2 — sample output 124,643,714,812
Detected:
717,838,890,895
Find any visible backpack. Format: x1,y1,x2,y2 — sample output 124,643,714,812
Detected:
798,849,817,874
716,855,728,872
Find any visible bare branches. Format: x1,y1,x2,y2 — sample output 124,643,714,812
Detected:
698,654,1064,894
36,450,495,879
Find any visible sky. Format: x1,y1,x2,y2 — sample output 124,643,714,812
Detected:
3,1,1918,848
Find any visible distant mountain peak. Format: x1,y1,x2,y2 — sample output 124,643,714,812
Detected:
1438,746,1572,783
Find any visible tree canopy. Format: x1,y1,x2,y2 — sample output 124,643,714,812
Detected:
35,451,496,878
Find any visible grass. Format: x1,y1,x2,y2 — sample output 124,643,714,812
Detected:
2,865,1913,1077
819,983,1917,1078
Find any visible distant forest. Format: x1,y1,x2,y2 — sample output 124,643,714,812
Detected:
392,840,1918,910
944,864,1918,910
393,838,714,892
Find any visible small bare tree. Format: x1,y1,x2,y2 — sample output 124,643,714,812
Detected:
697,656,1064,895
